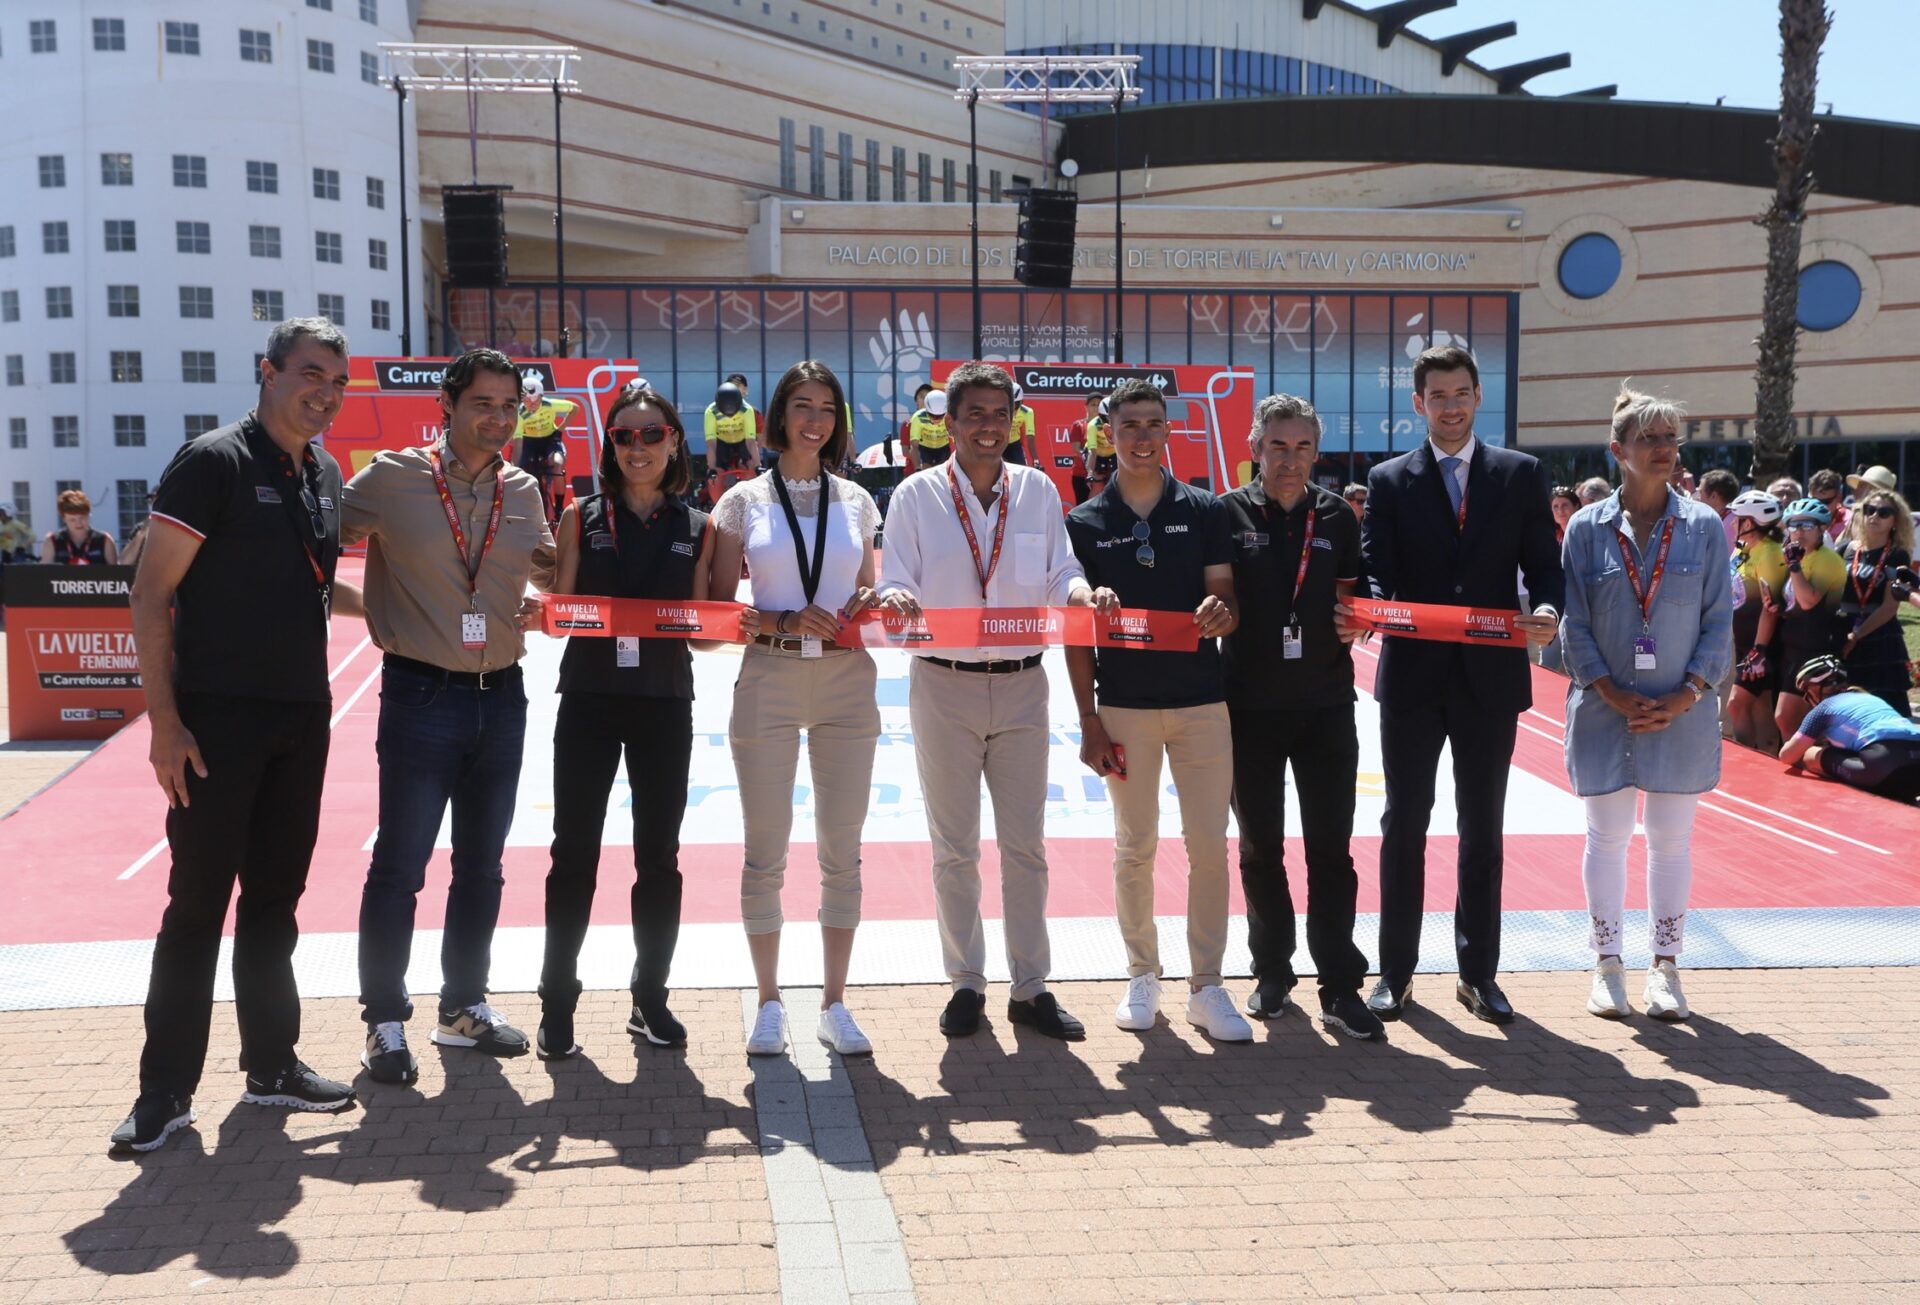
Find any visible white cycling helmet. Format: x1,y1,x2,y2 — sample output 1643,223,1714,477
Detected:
1728,488,1783,525
520,371,544,399
926,390,947,417
1012,383,1024,404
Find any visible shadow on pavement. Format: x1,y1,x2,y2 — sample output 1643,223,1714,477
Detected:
1632,1013,1890,1118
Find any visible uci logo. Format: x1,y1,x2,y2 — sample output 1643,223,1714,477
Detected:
60,708,99,721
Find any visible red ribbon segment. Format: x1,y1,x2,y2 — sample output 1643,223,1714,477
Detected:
1347,597,1521,646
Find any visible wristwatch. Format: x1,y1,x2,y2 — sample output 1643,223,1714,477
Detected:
1683,677,1707,703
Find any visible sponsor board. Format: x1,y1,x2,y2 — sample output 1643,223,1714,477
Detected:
3,565,145,740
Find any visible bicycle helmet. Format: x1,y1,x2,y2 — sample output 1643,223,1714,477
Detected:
926,390,947,417
1012,383,1025,404
714,382,743,416
1728,489,1783,525
521,372,544,400
1793,654,1848,693
1782,496,1832,526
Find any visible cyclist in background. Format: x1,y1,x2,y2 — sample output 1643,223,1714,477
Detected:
908,388,951,468
1082,397,1117,494
704,380,760,475
1007,383,1037,467
514,372,578,529
1773,497,1848,740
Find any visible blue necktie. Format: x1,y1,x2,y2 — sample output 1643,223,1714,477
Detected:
1440,455,1464,518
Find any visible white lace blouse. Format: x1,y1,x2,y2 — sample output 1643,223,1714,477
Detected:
711,472,881,612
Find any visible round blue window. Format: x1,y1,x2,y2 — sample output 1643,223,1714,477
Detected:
1797,260,1862,331
1557,233,1622,300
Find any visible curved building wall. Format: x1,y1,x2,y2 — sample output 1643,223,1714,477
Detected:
0,0,420,537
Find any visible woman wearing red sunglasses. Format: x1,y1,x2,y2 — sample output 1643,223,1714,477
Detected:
535,382,746,1060
1838,487,1916,718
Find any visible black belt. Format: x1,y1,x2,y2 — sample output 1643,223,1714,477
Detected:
921,654,1044,675
383,653,522,689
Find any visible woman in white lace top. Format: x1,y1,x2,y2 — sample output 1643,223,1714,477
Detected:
708,361,885,1058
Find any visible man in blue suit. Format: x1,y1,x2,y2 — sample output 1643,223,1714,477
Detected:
1347,346,1564,1024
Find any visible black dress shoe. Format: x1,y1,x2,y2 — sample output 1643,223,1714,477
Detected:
1456,979,1515,1025
940,987,985,1037
1365,977,1410,1022
1007,992,1086,1041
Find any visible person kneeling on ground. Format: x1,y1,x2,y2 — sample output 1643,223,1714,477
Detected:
1780,656,1920,803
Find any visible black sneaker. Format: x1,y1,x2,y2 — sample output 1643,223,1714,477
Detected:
536,1018,580,1060
1319,992,1386,1041
108,1092,195,1153
362,1021,420,1084
242,1061,357,1111
627,1001,687,1047
940,988,986,1037
1007,992,1086,1041
432,1003,530,1057
1245,979,1294,1019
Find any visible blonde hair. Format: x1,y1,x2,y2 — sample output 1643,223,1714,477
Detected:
1850,489,1916,557
1610,382,1687,446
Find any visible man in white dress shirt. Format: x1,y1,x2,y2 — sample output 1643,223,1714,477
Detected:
877,362,1094,1042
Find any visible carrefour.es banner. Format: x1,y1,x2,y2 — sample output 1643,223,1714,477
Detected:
2,565,145,741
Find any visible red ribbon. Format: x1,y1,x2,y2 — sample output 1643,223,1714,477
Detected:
1347,597,1521,646
536,595,747,641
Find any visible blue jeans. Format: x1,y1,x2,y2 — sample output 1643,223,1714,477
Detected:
357,666,528,1025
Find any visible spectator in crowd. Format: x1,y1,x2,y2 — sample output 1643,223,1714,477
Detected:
1696,468,1741,551
0,502,33,561
1726,490,1790,751
1558,387,1731,1022
1577,476,1612,507
1848,464,1898,500
536,383,735,1061
1342,483,1369,516
1809,468,1851,546
1550,485,1581,543
1837,487,1915,718
1767,475,1804,507
40,489,118,565
1782,656,1920,802
1773,497,1848,740
1667,464,1696,497
1067,379,1251,1043
1068,394,1106,503
707,361,885,1058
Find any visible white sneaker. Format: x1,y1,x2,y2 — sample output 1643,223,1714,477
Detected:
815,1003,873,1056
1645,960,1690,1021
1587,957,1632,1019
746,1000,788,1055
1114,974,1162,1031
1185,984,1254,1043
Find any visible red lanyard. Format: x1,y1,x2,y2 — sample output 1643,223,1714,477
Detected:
430,446,505,607
1614,516,1676,632
947,462,1011,597
1850,547,1888,609
1280,500,1315,620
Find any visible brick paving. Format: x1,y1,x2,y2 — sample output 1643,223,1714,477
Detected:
4,970,1917,1303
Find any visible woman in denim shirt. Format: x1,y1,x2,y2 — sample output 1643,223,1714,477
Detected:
1559,388,1732,1023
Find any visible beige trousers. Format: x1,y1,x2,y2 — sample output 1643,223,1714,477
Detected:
730,645,881,935
908,658,1054,1001
1100,702,1234,989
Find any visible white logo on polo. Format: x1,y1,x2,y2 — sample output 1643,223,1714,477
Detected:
1312,537,1334,550
1162,524,1189,534
671,541,695,556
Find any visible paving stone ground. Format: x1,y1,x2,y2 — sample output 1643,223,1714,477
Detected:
3,970,1916,1303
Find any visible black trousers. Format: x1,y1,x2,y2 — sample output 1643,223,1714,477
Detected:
139,694,330,1095
1229,701,1369,1000
1377,695,1518,988
539,692,693,1013
1822,739,1920,802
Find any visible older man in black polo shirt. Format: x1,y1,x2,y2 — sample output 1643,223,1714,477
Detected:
114,318,362,1153
1066,379,1251,1043
1221,394,1383,1040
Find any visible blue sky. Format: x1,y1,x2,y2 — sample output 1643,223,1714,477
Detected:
1407,0,1918,125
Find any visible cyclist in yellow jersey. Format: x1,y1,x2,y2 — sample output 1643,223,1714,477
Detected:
1082,397,1116,481
1775,497,1850,739
1007,382,1036,466
908,388,951,467
704,382,759,472
514,373,577,526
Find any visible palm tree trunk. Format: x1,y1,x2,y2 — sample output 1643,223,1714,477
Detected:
1751,0,1831,484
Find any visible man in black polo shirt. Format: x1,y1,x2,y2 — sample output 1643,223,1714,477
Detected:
114,318,362,1153
1221,394,1383,1040
1065,379,1252,1043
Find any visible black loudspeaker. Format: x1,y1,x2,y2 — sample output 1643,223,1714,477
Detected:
442,184,511,288
1016,188,1077,289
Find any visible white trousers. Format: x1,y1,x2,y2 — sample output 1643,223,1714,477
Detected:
1580,788,1700,957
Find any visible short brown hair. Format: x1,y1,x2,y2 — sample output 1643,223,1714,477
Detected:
600,383,692,497
943,361,1014,414
1106,377,1166,417
57,489,91,516
1698,468,1740,502
1413,344,1479,395
763,360,852,469
440,347,520,408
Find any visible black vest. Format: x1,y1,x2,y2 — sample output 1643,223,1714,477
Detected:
51,529,109,565
557,494,708,700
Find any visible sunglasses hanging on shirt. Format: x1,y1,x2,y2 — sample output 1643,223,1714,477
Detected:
609,423,673,447
1132,520,1154,569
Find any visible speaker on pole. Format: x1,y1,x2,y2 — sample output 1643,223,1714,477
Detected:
1016,188,1077,289
442,184,512,288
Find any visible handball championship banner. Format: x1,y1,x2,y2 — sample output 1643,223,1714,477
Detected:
325,356,644,483
2,565,144,741
930,361,1259,502
535,596,1202,651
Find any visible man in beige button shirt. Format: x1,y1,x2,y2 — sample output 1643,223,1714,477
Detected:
341,348,556,1085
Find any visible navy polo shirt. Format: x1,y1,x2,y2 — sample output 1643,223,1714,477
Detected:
1219,480,1363,711
1066,471,1234,709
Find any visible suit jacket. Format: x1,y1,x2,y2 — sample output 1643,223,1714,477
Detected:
1362,439,1565,714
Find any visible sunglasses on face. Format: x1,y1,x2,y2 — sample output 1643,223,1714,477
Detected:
1860,504,1899,519
609,424,672,447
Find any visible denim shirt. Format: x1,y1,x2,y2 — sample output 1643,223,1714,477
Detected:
1559,489,1734,795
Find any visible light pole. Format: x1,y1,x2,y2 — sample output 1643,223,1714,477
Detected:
968,87,982,358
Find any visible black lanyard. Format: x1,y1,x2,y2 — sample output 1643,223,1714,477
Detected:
771,472,831,607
